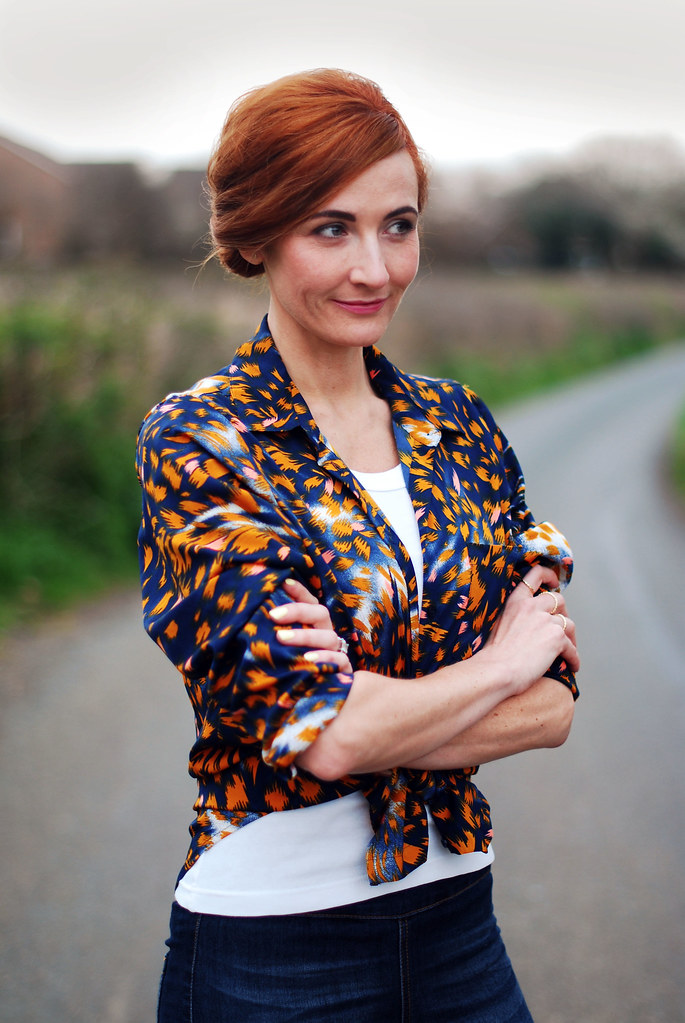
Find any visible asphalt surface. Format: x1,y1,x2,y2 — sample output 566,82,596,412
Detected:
1,344,684,1022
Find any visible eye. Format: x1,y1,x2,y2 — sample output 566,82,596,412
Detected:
386,218,417,237
314,222,348,239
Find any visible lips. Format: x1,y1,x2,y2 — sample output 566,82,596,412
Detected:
333,298,388,314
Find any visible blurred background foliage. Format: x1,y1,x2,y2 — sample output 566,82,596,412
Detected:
1,133,685,632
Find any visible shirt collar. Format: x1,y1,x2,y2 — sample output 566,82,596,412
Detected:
227,315,468,440
226,317,314,434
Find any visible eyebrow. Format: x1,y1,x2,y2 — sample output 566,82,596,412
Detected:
309,205,418,222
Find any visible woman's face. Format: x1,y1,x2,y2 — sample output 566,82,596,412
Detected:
248,150,420,357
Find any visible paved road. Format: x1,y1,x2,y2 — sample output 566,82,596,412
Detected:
1,345,684,1022
485,344,685,1022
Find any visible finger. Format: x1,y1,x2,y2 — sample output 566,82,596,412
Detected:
269,603,331,628
562,635,580,672
539,590,566,616
556,617,580,671
283,577,320,605
303,649,353,673
556,614,576,645
276,627,342,650
517,564,561,598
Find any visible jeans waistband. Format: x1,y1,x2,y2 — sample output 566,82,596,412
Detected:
303,865,491,921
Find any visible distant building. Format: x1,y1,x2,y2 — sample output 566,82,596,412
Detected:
160,169,209,260
0,135,208,266
0,137,69,264
66,161,157,260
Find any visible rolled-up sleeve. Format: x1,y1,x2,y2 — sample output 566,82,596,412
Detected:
475,397,578,699
136,399,353,773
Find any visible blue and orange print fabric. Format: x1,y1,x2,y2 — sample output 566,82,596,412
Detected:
137,316,577,886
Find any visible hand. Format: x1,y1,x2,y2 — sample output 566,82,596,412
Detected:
268,578,353,673
483,564,580,694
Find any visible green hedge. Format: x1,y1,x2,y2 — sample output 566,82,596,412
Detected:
0,290,224,632
430,321,664,408
1,304,143,629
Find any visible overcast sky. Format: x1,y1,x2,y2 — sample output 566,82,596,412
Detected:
2,0,684,171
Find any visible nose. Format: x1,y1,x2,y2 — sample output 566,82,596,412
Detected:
349,236,390,289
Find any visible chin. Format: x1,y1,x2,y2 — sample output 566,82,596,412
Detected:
334,313,396,349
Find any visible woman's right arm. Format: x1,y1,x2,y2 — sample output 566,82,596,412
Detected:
290,564,579,780
137,409,355,778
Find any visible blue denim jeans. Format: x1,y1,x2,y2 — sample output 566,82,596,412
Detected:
157,867,533,1022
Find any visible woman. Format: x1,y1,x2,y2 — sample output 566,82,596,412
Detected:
137,68,579,1022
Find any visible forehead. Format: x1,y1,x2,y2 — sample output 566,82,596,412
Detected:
319,150,419,211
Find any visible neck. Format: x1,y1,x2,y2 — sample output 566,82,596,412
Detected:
267,317,376,413
266,313,398,471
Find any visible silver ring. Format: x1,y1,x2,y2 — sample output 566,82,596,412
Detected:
547,592,560,615
337,636,349,655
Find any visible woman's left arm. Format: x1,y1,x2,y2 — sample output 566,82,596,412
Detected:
403,676,574,770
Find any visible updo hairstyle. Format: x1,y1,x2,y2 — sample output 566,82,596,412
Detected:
207,68,429,278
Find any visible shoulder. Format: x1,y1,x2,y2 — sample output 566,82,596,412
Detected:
136,339,271,480
136,329,302,483
137,368,236,450
137,323,273,441
397,365,484,411
378,353,501,441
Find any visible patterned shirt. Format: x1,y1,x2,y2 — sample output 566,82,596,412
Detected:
137,316,577,886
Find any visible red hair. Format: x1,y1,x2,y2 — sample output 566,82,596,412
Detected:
207,68,429,278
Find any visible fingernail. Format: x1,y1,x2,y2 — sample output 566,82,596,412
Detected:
283,578,298,588
269,606,288,620
303,651,323,661
277,629,297,641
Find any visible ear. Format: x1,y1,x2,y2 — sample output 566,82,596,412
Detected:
239,249,264,267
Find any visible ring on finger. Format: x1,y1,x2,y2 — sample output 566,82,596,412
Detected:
547,592,560,615
337,636,349,655
521,579,536,596
557,614,568,633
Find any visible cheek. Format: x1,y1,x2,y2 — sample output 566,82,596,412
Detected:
268,257,313,304
299,257,346,299
283,245,338,289
264,237,312,287
395,245,420,288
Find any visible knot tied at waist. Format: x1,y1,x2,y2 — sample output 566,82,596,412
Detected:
361,767,492,885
